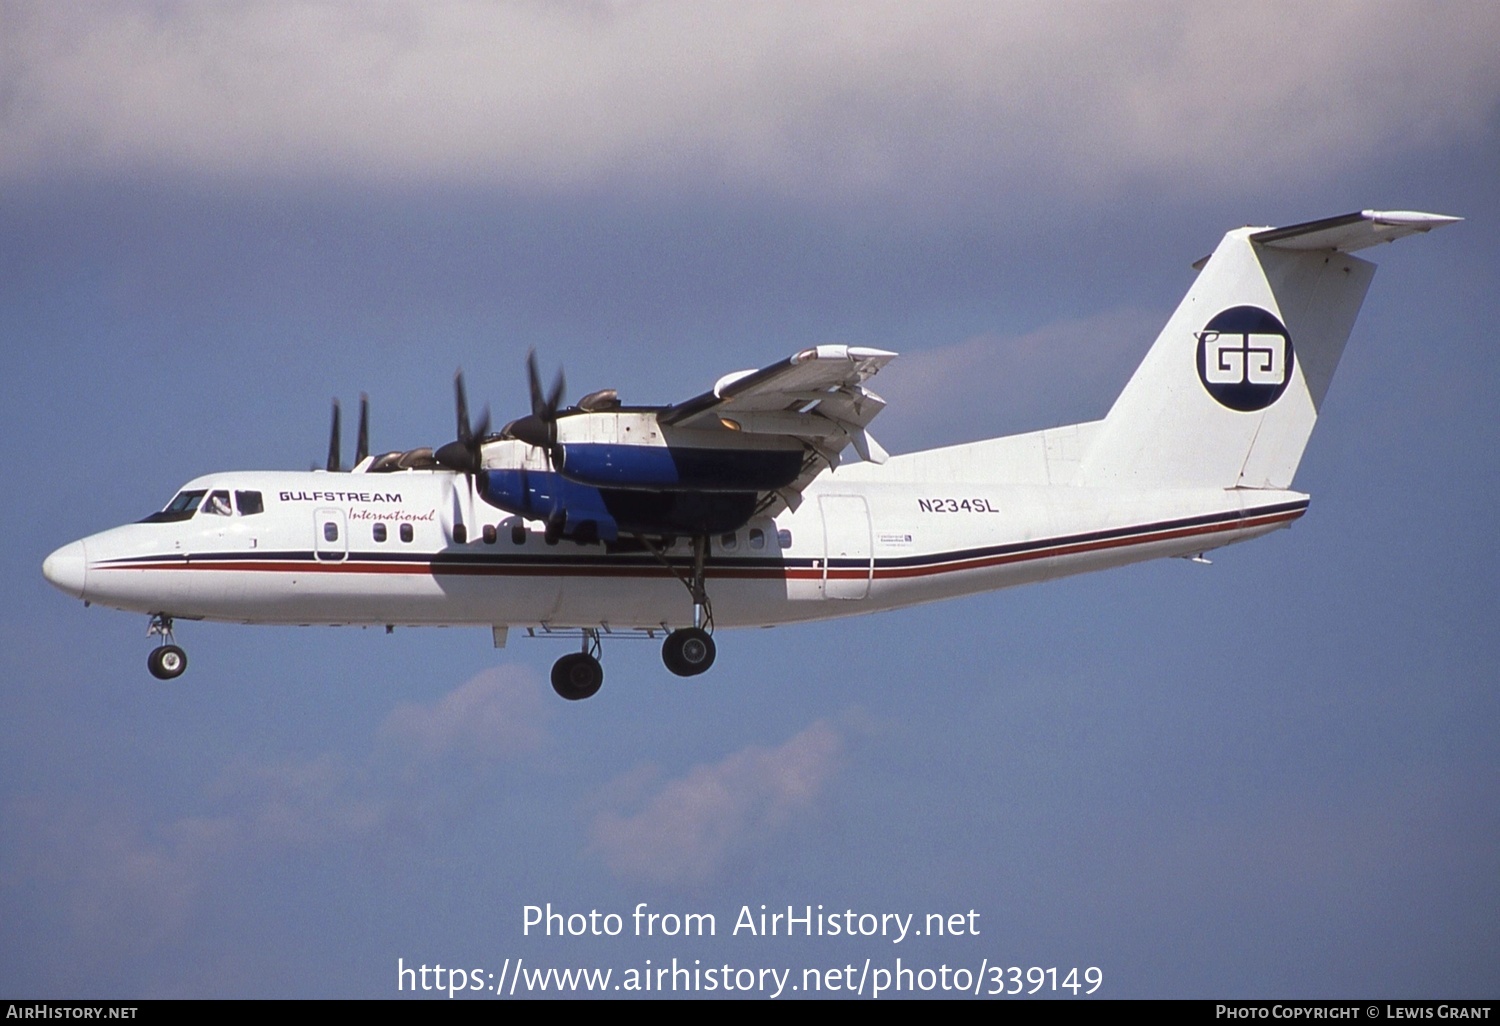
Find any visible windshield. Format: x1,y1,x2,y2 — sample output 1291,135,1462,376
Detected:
138,489,207,524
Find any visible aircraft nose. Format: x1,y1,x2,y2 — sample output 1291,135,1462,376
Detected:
42,540,87,599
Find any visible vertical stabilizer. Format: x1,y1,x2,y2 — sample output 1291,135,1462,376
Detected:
1078,210,1457,490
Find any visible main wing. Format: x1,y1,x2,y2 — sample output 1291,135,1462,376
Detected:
660,344,897,510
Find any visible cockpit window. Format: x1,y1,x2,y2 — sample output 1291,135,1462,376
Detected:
203,490,232,516
139,490,206,523
235,490,264,516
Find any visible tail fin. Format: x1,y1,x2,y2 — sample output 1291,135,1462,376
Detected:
1078,210,1459,490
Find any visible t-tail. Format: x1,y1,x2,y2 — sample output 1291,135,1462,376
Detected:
1078,210,1460,490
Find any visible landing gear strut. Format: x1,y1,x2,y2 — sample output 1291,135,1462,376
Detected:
146,614,187,680
551,628,603,700
661,535,716,677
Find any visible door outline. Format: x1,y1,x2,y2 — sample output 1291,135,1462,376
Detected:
314,508,348,562
819,494,872,600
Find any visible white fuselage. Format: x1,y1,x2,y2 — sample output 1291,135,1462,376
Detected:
45,423,1307,633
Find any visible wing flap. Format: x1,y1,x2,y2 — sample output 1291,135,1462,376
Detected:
659,345,897,513
662,345,895,438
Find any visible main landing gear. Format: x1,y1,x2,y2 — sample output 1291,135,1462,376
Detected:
551,629,604,701
544,534,720,700
660,534,716,678
146,614,187,680
662,626,715,677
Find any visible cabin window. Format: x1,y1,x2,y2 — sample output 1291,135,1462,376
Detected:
323,521,339,542
373,523,387,543
453,523,467,544
203,490,232,516
749,528,765,551
512,525,526,545
167,490,206,514
778,529,792,549
235,490,264,515
483,524,497,544
400,523,414,543
139,489,206,523
719,531,738,552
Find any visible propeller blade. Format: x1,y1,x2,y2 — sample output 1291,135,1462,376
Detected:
454,372,472,444
355,393,370,465
527,351,545,418
326,399,342,472
435,371,491,474
527,349,566,420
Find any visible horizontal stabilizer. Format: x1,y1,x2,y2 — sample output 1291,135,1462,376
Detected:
1251,209,1461,252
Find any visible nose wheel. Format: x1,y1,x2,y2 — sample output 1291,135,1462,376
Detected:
148,644,188,680
146,614,187,680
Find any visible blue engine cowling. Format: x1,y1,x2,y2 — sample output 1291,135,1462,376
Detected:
478,469,758,543
556,443,803,492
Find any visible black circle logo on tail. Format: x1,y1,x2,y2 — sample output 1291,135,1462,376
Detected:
1195,306,1294,412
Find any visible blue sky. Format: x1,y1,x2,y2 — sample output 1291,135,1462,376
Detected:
3,2,1498,999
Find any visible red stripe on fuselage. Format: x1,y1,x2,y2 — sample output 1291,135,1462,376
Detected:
93,507,1303,583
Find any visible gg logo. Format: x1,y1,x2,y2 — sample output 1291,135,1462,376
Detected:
1196,306,1294,411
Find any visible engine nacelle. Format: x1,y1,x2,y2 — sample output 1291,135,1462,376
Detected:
556,443,803,492
478,469,758,543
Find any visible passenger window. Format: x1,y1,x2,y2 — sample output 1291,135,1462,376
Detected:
323,521,339,542
749,528,765,550
235,490,264,515
400,523,414,543
483,524,497,544
778,529,792,549
719,531,738,552
453,523,468,544
204,490,232,516
373,523,387,543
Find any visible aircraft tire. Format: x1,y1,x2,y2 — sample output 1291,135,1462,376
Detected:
148,644,187,680
551,652,604,700
662,628,716,677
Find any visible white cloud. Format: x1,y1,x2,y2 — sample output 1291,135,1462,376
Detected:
3,796,236,951
380,665,550,761
3,2,1496,201
2,666,552,954
589,719,843,886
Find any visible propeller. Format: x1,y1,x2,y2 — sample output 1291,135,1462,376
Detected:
324,394,371,472
434,372,491,474
503,350,566,460
498,351,570,540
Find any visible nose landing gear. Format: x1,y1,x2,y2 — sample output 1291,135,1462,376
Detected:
146,614,187,680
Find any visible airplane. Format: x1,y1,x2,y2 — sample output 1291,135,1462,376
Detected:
42,209,1458,700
